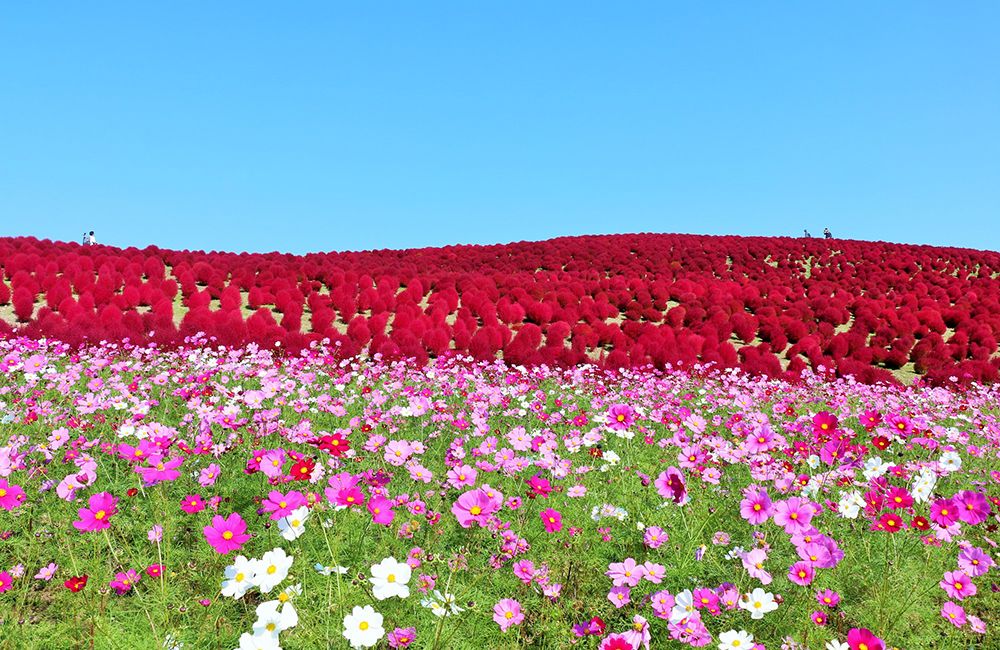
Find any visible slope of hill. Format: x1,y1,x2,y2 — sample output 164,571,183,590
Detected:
1,233,999,384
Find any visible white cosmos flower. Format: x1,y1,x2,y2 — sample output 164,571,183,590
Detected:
221,555,256,599
826,641,849,650
739,588,778,619
369,557,412,600
314,563,349,576
421,590,464,617
939,451,962,473
669,589,694,624
277,506,309,541
342,605,384,649
252,547,294,594
718,629,754,650
838,491,864,519
252,599,298,638
235,631,280,650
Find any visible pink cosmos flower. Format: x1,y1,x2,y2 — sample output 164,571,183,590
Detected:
650,590,675,619
136,455,184,485
954,490,990,525
740,486,772,525
622,614,651,650
203,513,250,554
643,526,667,548
788,561,815,586
72,492,119,532
606,558,645,587
958,546,994,577
368,495,395,525
941,601,966,628
513,560,535,584
940,570,976,600
642,561,665,584
0,479,27,511
335,487,366,508
0,571,12,593
930,498,960,527
772,497,815,534
387,627,416,648
110,569,140,595
540,508,562,533
655,467,687,504
493,598,524,631
198,463,221,487
607,586,631,608
446,465,477,489
816,588,840,608
600,634,635,650
606,404,636,430
262,490,307,520
741,548,772,585
34,563,58,581
451,488,498,528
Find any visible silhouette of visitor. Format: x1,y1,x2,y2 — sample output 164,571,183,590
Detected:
823,228,832,239
803,229,811,237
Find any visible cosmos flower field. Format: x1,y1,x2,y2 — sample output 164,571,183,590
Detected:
1,334,999,650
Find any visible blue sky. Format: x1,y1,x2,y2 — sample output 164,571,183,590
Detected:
1,3,998,254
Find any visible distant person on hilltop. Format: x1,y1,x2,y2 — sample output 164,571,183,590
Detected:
823,228,832,239
82,232,89,245
803,229,811,237
87,230,97,245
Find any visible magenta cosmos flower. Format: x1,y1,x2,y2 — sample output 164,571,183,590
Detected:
493,598,524,631
606,404,636,430
368,495,395,526
540,508,562,533
812,411,838,435
203,512,250,554
654,467,687,504
788,561,815,586
0,479,27,511
846,628,884,650
72,492,119,532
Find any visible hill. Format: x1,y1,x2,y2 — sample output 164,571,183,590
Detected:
1,233,999,385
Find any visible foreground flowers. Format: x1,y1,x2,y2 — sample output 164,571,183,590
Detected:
0,337,997,648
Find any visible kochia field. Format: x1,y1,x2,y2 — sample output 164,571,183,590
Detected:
1,233,999,385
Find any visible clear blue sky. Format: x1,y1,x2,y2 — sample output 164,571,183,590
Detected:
1,3,998,254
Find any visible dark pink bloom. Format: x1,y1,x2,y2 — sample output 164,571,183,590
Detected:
540,508,562,533
368,495,395,526
72,492,119,532
654,467,687,504
846,628,884,650
0,479,27,511
451,488,498,528
788,561,815,586
180,494,206,514
930,498,960,527
203,512,250,554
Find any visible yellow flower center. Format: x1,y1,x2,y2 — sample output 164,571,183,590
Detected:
0,489,6,497
505,611,514,619
267,565,277,575
95,510,106,520
222,531,233,540
469,506,481,515
235,572,245,582
387,574,396,583
359,621,369,631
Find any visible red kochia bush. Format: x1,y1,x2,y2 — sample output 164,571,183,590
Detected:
2,233,1000,385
